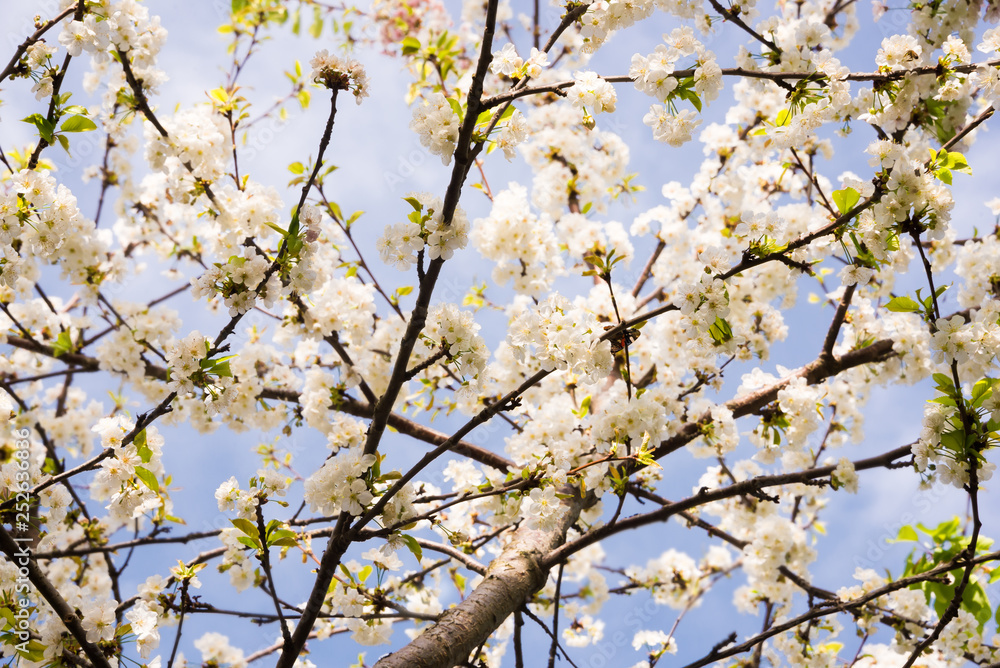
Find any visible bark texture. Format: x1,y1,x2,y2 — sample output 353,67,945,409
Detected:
373,496,586,668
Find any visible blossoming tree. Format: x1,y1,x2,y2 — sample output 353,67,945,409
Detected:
2,0,1000,666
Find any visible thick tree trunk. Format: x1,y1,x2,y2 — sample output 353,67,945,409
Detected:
374,496,586,668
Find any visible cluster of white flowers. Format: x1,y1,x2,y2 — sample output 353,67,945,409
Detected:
578,0,656,53
875,34,924,70
740,513,815,607
309,49,370,103
930,315,978,365
164,330,210,393
591,387,671,453
420,303,489,379
294,274,377,347
569,71,617,114
629,28,721,145
410,92,460,165
301,370,349,437
70,1,165,51
90,417,166,527
471,184,563,296
506,294,615,381
632,629,678,657
377,192,469,269
190,248,277,316
643,106,701,146
144,107,231,183
831,457,859,493
913,400,998,488
96,301,180,383
673,275,730,332
521,486,564,530
955,235,1000,308
773,377,822,450
562,614,604,647
489,43,548,79
213,472,288,592
559,214,635,266
688,404,740,457
303,449,377,516
24,41,58,100
124,600,161,658
194,632,247,667
214,181,285,246
1,169,111,293
495,109,528,160
517,104,631,217
630,28,720,101
82,598,118,643
625,549,705,609
442,459,483,493
734,210,787,242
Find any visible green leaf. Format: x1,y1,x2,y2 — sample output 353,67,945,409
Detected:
774,108,791,127
885,296,921,312
237,536,261,550
134,466,160,493
52,330,73,357
963,580,991,630
309,6,323,38
358,565,372,583
60,114,97,133
231,518,259,537
895,525,919,542
401,36,421,55
446,96,463,121
22,113,55,143
401,533,423,562
135,429,153,463
708,317,733,345
831,187,860,215
934,167,953,185
932,373,954,393
16,639,45,662
971,378,991,406
939,429,965,454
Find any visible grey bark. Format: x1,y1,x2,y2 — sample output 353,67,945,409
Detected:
373,495,587,668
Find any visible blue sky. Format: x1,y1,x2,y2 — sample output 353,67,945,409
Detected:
3,0,999,665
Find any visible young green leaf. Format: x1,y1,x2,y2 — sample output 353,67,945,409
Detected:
134,466,160,493
60,115,97,133
885,296,921,312
831,187,860,215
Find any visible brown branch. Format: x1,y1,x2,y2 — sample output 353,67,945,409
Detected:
820,283,856,359
0,5,78,83
373,492,589,668
0,527,113,668
545,442,913,566
481,59,1000,110
678,550,1000,668
3,335,513,471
